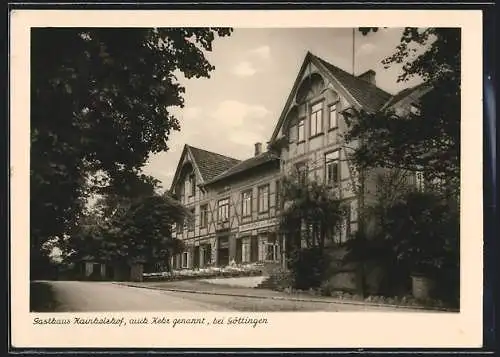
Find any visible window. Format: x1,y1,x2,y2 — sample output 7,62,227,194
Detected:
296,162,308,185
241,190,252,217
329,103,338,129
325,151,340,185
298,118,305,142
189,174,196,197
258,185,270,213
288,124,296,143
265,234,279,261
275,180,281,209
289,124,297,143
181,252,188,268
200,204,208,228
416,171,425,191
176,222,183,234
241,237,251,263
217,198,229,222
188,208,195,231
265,243,280,261
310,102,323,137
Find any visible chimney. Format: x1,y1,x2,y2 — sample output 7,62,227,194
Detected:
254,142,262,156
358,69,376,85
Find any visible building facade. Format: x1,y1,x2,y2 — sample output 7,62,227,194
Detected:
170,143,282,269
169,52,429,269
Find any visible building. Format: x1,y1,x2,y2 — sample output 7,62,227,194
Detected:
169,52,430,269
170,143,281,269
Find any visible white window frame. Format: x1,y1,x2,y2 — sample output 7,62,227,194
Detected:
416,171,425,191
310,102,323,137
325,150,340,185
200,204,208,228
289,124,297,143
257,185,270,213
329,103,338,130
298,118,305,142
296,162,308,185
217,198,230,222
241,190,252,217
265,243,280,262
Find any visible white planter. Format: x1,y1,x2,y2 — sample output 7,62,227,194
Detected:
411,275,436,300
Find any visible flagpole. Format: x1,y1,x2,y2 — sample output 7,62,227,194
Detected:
352,28,355,75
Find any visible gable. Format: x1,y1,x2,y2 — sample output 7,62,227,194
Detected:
269,52,393,144
169,145,198,194
270,54,356,143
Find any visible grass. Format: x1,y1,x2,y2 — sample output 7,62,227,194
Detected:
30,281,59,312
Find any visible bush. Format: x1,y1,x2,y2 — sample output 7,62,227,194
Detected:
288,247,329,290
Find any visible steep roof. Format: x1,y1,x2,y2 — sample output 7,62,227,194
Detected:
381,82,432,110
312,54,393,113
270,52,394,143
204,151,280,185
187,145,241,182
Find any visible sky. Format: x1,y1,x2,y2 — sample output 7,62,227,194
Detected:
143,27,422,191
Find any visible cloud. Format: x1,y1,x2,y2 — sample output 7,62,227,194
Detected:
356,43,377,56
145,100,271,189
231,61,257,77
228,130,263,146
183,107,201,120
249,45,271,60
210,100,269,128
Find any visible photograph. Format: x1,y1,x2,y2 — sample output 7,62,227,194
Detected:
29,26,461,314
9,9,483,349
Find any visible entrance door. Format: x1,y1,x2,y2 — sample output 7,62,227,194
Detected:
202,244,212,267
250,236,259,262
217,236,230,266
235,238,243,264
193,246,200,269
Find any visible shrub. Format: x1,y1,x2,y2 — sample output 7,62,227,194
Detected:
288,247,329,290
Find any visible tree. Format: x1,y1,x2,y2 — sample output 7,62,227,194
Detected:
31,27,232,276
345,28,460,190
67,192,190,274
279,175,347,289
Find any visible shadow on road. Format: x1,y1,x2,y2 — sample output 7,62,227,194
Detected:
30,281,59,312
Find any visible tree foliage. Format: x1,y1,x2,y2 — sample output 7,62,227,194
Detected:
67,193,190,273
345,28,460,189
279,175,347,289
280,176,347,253
30,27,232,269
386,190,459,276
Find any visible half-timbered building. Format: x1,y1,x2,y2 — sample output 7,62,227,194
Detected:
169,51,432,269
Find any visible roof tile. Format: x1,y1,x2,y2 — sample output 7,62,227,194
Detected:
187,145,241,182
205,151,280,185
312,54,393,113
